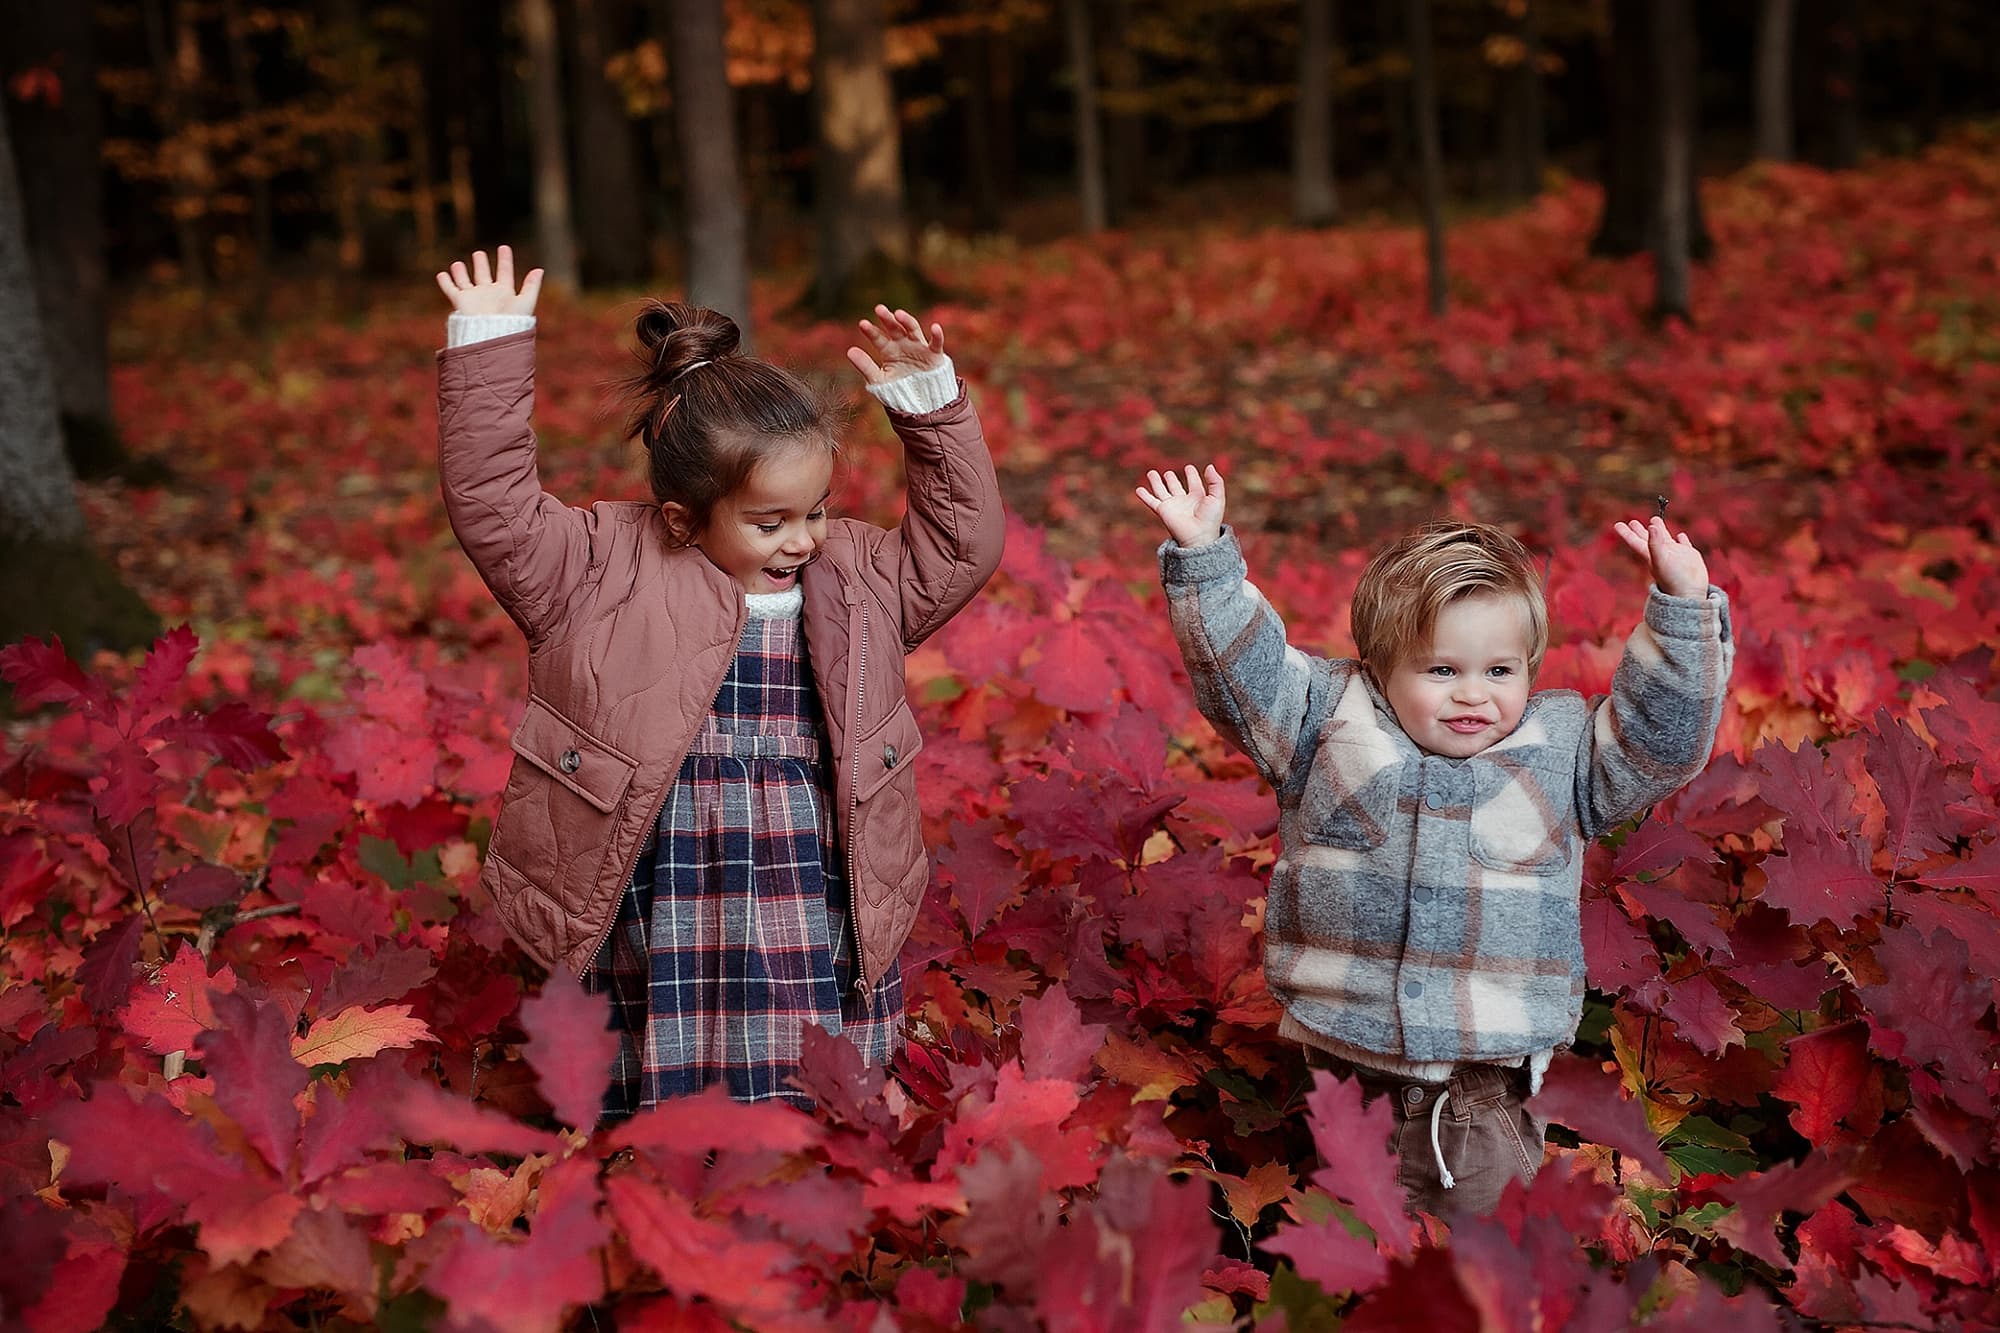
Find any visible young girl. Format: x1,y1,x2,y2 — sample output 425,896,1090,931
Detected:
434,246,1004,1113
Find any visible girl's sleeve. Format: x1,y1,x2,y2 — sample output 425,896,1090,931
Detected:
870,364,1006,650
1573,586,1735,838
436,326,597,645
1158,529,1329,791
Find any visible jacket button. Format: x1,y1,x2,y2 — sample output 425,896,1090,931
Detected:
883,744,898,768
1413,886,1433,904
1404,980,1424,998
1424,791,1443,810
1404,1085,1426,1107
559,748,582,774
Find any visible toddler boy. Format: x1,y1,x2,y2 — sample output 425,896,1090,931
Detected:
1136,465,1733,1214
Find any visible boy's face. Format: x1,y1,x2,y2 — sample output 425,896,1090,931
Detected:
1380,593,1534,759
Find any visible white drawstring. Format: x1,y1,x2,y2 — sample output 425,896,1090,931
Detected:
1430,1088,1456,1190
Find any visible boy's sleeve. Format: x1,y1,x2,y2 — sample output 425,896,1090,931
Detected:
1575,585,1735,838
1159,528,1328,790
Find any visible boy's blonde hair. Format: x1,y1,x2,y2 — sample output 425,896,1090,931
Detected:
1351,521,1549,675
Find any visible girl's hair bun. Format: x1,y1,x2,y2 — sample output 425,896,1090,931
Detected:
633,300,740,384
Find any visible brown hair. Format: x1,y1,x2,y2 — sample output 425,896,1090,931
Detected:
1350,520,1549,676
616,300,841,544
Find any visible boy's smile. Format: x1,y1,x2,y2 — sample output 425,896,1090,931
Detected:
1379,593,1534,759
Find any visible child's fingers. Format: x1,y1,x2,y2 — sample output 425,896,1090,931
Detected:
496,244,514,291
1205,464,1226,501
845,346,884,382
451,260,471,288
858,318,894,357
518,268,543,310
472,250,491,286
1135,486,1164,511
436,271,458,301
930,323,946,355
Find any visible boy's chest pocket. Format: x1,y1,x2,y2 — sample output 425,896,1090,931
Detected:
1299,734,1398,851
1469,756,1574,874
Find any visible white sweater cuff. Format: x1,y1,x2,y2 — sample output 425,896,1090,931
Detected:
447,312,538,348
865,357,961,415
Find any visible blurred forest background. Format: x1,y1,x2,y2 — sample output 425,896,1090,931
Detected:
3,0,1998,649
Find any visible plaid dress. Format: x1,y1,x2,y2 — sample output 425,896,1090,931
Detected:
587,599,905,1113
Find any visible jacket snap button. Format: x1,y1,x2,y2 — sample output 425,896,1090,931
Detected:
883,744,898,768
1404,1085,1426,1107
1404,980,1424,998
1424,791,1443,810
558,748,582,775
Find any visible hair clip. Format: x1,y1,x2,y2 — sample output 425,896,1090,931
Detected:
654,393,682,435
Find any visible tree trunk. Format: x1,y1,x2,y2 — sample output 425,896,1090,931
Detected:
2,0,120,475
1292,0,1338,226
219,0,275,323
1406,0,1446,314
1823,0,1861,168
1590,0,1710,261
665,0,752,342
141,0,208,289
520,0,579,289
571,0,649,287
958,25,1004,233
0,94,156,655
1103,0,1144,224
1651,0,1695,322
1753,0,1795,161
1063,0,1108,234
1497,0,1544,199
810,0,920,315
1377,0,1410,190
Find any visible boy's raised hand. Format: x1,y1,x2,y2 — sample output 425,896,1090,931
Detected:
1136,464,1227,548
435,245,543,316
848,305,947,384
1615,515,1710,598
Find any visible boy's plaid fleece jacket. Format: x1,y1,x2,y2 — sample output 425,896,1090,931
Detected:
1160,530,1734,1065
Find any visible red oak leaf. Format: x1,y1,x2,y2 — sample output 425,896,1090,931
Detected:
1034,1154,1217,1332
0,636,108,714
160,864,243,910
94,740,159,825
183,1171,305,1266
604,1174,798,1320
1613,816,1715,880
939,1064,1094,1193
389,1081,566,1158
297,1066,399,1183
1711,1151,1857,1270
1016,981,1108,1084
258,1206,378,1305
425,1157,608,1333
1867,712,1962,875
148,702,287,770
1657,970,1746,1056
197,992,308,1174
613,1081,823,1157
77,913,146,1016
1341,1245,1481,1332
1861,926,1989,1106
291,1003,433,1066
736,1170,869,1253
518,965,617,1133
1527,1056,1669,1178
317,942,437,1015
1580,894,1663,999
789,1023,887,1129
1301,1069,1415,1253
1775,1021,1872,1146
945,1143,1059,1294
1026,616,1119,714
314,1160,459,1214
129,625,199,721
936,819,1024,932
1753,740,1885,925
1845,1121,1964,1235
1262,1213,1390,1295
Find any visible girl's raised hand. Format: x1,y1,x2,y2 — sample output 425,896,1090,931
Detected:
847,305,947,384
435,245,543,316
1136,464,1227,549
1614,515,1710,598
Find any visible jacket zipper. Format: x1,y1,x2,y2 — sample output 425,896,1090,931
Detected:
582,602,747,977
847,597,870,995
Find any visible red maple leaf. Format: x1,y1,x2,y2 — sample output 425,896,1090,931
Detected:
1527,1056,1669,1178
1861,926,1990,1109
1033,1154,1217,1331
1774,1021,1872,1146
298,1065,399,1183
1025,615,1120,714
1657,969,1746,1056
788,1023,887,1130
945,1144,1059,1295
425,1156,608,1333
936,819,1024,933
518,966,617,1133
389,1081,565,1158
148,702,287,770
939,1064,1096,1193
605,1174,798,1320
613,1081,823,1158
736,1170,869,1253
1300,1069,1416,1254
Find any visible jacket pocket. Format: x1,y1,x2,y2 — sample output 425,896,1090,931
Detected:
509,696,638,815
1469,754,1574,874
1299,733,1394,852
851,702,928,908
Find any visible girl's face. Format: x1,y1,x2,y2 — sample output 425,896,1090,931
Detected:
679,442,834,594
1379,593,1534,758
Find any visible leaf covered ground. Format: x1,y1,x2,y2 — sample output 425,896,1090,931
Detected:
5,132,2000,1331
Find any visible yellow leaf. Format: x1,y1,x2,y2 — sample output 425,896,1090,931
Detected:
1094,1031,1199,1102
1218,1160,1296,1225
291,1004,434,1066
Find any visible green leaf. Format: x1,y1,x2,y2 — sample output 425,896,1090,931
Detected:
1254,1263,1347,1332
